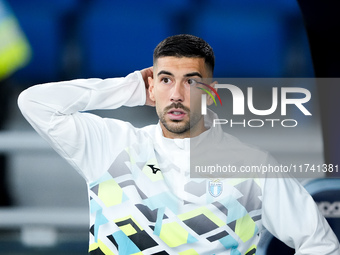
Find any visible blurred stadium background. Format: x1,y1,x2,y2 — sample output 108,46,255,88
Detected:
0,0,338,254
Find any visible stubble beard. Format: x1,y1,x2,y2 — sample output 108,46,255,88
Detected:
158,102,202,135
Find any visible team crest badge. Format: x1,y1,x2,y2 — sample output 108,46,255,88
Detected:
209,180,223,197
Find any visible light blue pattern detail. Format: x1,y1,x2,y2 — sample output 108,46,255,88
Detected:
218,196,247,223
219,235,238,250
231,249,241,255
187,233,198,244
89,172,113,189
122,191,129,203
153,207,165,236
90,199,102,214
143,192,179,214
94,209,109,242
112,230,141,255
254,225,259,237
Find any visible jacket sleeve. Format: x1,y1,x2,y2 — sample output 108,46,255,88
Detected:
261,174,340,255
17,71,146,183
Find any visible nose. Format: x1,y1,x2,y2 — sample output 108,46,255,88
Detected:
170,82,185,102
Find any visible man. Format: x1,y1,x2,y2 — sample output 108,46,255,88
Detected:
18,34,339,254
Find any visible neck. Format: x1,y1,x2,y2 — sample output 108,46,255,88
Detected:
160,121,206,139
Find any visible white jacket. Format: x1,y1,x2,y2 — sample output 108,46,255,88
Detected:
18,71,340,254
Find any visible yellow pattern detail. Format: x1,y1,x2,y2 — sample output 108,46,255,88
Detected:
119,223,137,236
179,249,199,255
98,179,123,207
114,215,143,232
89,242,99,252
98,239,115,255
253,178,261,187
246,244,257,254
235,214,256,242
159,222,189,247
88,240,115,255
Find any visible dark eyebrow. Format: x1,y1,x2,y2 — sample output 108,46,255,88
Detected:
184,72,202,78
157,70,174,77
157,70,203,78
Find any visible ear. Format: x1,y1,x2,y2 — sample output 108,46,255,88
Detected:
206,81,218,106
148,76,156,102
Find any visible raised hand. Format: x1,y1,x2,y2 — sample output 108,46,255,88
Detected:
140,67,155,107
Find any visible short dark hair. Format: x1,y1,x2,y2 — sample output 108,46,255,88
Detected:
153,34,215,75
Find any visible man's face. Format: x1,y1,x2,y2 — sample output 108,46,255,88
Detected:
148,56,212,139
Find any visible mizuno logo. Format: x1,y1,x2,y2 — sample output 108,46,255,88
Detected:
147,164,161,174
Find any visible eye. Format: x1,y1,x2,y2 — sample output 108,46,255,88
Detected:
161,77,172,84
187,78,198,86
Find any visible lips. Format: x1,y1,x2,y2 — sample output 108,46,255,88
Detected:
167,108,186,120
